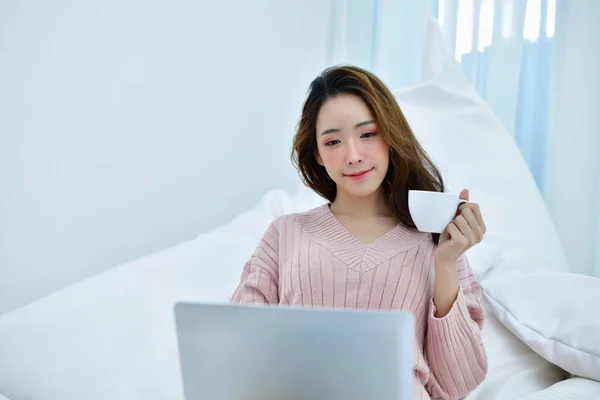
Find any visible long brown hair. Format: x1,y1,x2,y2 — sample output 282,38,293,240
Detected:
291,65,445,241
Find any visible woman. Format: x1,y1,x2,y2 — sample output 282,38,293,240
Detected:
231,65,488,399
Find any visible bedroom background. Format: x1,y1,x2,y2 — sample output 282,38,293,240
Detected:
1,0,598,315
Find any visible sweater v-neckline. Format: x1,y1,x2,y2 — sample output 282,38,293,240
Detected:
324,203,401,246
298,204,428,272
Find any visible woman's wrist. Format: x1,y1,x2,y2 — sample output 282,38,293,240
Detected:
432,258,460,318
434,255,458,271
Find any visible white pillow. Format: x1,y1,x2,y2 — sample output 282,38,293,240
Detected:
484,272,600,381
465,305,565,400
393,18,569,281
0,185,322,400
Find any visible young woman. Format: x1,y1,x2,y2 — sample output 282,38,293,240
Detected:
231,65,488,400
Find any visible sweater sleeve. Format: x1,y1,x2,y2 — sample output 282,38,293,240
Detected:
425,254,488,400
230,219,280,305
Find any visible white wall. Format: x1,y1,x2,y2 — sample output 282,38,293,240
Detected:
0,0,334,314
545,0,600,276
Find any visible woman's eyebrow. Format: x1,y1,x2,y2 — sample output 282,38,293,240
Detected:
354,120,375,129
320,120,376,136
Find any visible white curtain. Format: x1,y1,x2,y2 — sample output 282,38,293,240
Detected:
441,0,600,277
329,0,600,276
328,0,435,89
544,0,600,278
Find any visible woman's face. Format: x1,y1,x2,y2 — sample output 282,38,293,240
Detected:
315,94,390,200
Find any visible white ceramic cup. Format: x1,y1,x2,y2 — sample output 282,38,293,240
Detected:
408,190,468,234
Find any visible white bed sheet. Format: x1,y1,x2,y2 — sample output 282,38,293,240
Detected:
515,377,600,400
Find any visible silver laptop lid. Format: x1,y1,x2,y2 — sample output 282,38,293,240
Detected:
174,302,414,400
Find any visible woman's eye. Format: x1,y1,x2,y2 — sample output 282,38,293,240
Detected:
325,140,340,146
361,132,377,138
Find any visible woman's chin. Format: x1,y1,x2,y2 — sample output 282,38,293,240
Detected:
338,183,383,199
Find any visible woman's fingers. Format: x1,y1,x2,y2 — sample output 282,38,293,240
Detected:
446,222,465,244
458,202,486,235
453,215,473,244
461,208,484,242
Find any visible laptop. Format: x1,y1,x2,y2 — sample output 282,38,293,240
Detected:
173,302,415,400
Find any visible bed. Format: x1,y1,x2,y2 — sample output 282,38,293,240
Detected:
1,19,599,400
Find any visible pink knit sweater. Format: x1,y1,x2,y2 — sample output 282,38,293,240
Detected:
231,204,488,399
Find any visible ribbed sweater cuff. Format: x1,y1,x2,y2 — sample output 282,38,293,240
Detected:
428,287,472,328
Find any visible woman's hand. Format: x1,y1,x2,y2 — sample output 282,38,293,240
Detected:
434,189,486,265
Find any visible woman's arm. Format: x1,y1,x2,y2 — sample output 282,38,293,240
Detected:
425,255,488,400
230,219,280,304
425,189,488,399
432,258,460,317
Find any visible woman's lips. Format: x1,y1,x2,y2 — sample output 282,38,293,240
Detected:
344,168,373,181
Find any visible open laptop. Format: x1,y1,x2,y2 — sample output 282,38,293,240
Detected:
174,302,415,400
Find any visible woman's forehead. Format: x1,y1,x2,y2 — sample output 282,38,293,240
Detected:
316,95,375,130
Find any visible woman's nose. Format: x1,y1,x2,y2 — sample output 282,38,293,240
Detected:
346,140,363,164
